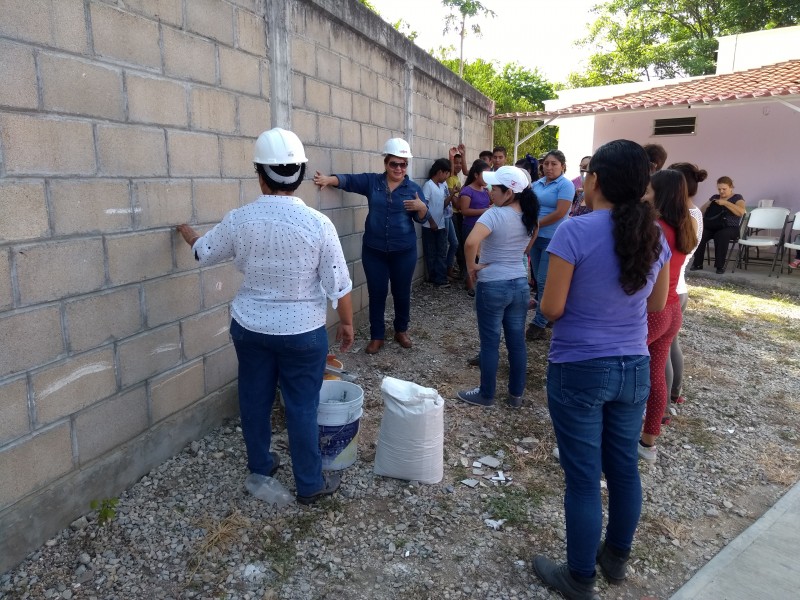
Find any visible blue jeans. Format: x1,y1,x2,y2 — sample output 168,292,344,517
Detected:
476,278,529,399
529,235,552,328
547,355,650,578
445,217,458,269
421,227,448,285
230,319,328,496
361,242,417,340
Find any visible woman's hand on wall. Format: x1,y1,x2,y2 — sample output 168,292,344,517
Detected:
313,172,339,188
176,224,199,247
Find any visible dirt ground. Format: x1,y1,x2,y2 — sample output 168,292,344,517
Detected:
3,273,799,600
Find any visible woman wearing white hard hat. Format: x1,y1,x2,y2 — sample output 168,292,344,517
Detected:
313,138,430,355
176,127,353,506
456,166,539,408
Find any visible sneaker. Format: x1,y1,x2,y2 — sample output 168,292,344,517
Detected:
689,264,703,271
297,471,341,505
457,387,494,407
532,555,599,600
526,323,546,341
506,394,523,408
638,441,657,463
596,541,630,585
467,288,475,297
434,281,451,289
467,353,480,366
715,267,725,274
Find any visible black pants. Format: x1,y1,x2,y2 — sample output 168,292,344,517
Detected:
693,222,738,269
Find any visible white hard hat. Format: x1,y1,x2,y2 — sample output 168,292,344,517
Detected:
483,166,530,193
382,138,413,159
253,128,308,165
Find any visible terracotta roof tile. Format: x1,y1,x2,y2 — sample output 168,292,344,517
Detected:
493,60,800,120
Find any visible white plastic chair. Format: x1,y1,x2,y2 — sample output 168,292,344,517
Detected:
781,214,800,276
731,207,790,276
756,199,775,208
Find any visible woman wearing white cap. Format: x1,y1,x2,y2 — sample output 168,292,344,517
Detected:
313,138,430,355
176,128,353,506
456,166,539,408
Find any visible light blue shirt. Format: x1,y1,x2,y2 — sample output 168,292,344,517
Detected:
475,205,530,282
422,179,448,229
533,175,575,239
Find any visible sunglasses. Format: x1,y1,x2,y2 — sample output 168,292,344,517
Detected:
387,161,408,169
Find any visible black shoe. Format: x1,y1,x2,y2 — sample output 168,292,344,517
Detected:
467,353,480,366
596,541,630,585
297,472,341,505
532,556,599,600
506,394,523,409
715,267,725,274
269,452,282,477
689,265,703,271
526,323,546,341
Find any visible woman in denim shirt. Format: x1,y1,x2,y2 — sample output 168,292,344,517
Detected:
314,138,430,354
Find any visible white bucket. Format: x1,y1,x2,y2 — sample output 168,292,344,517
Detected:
318,380,364,471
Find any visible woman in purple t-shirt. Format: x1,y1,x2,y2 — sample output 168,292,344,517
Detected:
531,140,670,598
458,159,491,296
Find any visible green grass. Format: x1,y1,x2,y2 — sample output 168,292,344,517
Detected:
485,486,543,525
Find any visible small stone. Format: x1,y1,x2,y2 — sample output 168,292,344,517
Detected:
70,517,89,531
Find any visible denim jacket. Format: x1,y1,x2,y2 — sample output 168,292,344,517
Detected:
336,172,429,251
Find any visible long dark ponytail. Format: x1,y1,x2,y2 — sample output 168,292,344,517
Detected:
518,188,539,235
651,169,696,254
589,140,662,295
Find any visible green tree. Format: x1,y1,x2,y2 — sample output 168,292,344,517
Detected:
441,58,558,158
442,0,496,78
571,0,800,86
356,0,378,11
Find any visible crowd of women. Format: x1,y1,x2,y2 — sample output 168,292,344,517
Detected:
176,127,741,600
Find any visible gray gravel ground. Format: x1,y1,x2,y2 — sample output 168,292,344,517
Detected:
2,274,799,600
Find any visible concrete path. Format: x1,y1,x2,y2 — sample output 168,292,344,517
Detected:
670,479,800,599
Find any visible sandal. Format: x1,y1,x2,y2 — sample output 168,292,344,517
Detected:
789,259,800,269
661,416,671,426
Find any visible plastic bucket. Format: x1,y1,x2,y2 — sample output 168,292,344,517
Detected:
318,380,364,471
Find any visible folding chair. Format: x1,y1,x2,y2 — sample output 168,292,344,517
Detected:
730,207,790,276
780,213,800,276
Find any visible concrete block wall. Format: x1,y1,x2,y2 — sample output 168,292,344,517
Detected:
0,0,493,572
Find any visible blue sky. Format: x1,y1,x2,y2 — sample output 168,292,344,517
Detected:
366,0,599,84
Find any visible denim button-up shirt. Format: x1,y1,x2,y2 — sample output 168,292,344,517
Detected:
335,172,429,252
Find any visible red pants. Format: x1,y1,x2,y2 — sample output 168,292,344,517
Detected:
643,302,683,437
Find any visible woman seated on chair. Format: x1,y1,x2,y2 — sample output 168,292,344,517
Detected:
690,176,746,274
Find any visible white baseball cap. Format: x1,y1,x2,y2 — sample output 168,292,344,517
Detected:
483,166,529,193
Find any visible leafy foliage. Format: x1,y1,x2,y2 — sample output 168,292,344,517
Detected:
571,0,800,86
442,0,497,77
355,0,378,12
90,497,119,526
440,58,558,158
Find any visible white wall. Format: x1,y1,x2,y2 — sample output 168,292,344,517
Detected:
717,26,800,74
592,101,800,212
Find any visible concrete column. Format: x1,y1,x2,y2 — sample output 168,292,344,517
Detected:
404,63,415,175
267,0,291,128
